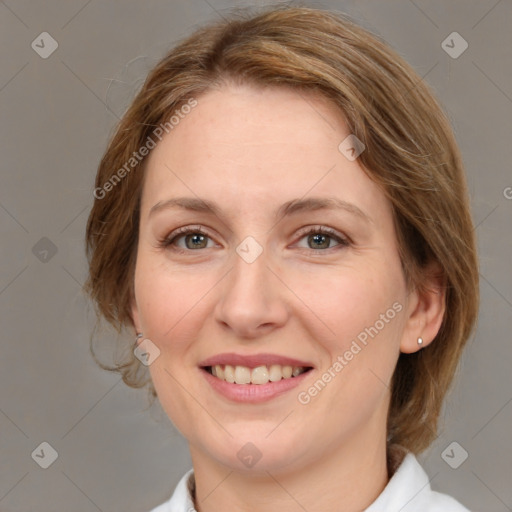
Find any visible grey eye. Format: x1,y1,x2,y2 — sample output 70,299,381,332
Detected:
182,233,210,250
306,233,334,249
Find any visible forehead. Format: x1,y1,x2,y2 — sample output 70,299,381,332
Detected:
140,84,389,224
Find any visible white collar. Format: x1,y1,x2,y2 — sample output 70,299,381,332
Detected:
150,453,470,511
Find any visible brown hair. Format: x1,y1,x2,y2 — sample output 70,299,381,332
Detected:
85,6,479,453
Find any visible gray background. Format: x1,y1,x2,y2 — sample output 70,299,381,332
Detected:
0,0,511,511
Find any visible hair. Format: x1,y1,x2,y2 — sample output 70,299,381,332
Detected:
84,5,479,454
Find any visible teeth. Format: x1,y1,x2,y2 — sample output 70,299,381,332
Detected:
208,364,308,384
214,365,224,380
234,365,251,384
292,367,303,377
269,364,283,382
224,365,235,383
251,366,269,385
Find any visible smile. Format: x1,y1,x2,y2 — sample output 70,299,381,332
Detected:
204,364,312,385
198,352,315,402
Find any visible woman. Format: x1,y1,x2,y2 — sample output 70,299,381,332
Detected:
85,6,478,511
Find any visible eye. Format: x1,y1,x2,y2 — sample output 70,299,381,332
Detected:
160,226,216,251
294,226,349,251
159,225,349,254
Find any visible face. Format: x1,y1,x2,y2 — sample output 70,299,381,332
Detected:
131,83,416,474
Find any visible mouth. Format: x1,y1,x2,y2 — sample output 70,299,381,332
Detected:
202,364,313,385
198,353,315,403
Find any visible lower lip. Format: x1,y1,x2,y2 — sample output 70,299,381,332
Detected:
200,368,312,403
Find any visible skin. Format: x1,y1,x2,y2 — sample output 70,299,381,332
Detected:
131,83,445,512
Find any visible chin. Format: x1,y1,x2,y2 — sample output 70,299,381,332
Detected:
199,429,310,474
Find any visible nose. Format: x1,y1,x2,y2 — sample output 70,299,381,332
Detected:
213,247,290,339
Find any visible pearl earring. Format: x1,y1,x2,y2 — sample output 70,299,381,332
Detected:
417,337,423,345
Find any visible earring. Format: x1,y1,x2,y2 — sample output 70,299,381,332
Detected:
135,333,143,346
417,337,423,346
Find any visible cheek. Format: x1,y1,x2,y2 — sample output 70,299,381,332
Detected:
297,273,404,400
134,257,215,345
291,265,404,345
135,260,214,432
294,264,406,408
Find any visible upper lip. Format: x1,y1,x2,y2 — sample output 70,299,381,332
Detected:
199,352,314,369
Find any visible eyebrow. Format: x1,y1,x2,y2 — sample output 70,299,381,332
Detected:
149,196,372,223
277,197,371,223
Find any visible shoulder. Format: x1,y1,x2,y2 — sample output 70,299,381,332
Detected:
365,453,470,511
147,469,195,512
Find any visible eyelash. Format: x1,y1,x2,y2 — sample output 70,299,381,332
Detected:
159,225,210,253
294,225,349,251
158,225,350,254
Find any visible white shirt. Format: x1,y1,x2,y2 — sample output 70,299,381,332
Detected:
149,453,470,512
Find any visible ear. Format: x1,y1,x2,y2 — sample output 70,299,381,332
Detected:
400,262,446,354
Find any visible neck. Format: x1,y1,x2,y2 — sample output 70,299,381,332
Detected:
189,426,390,512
